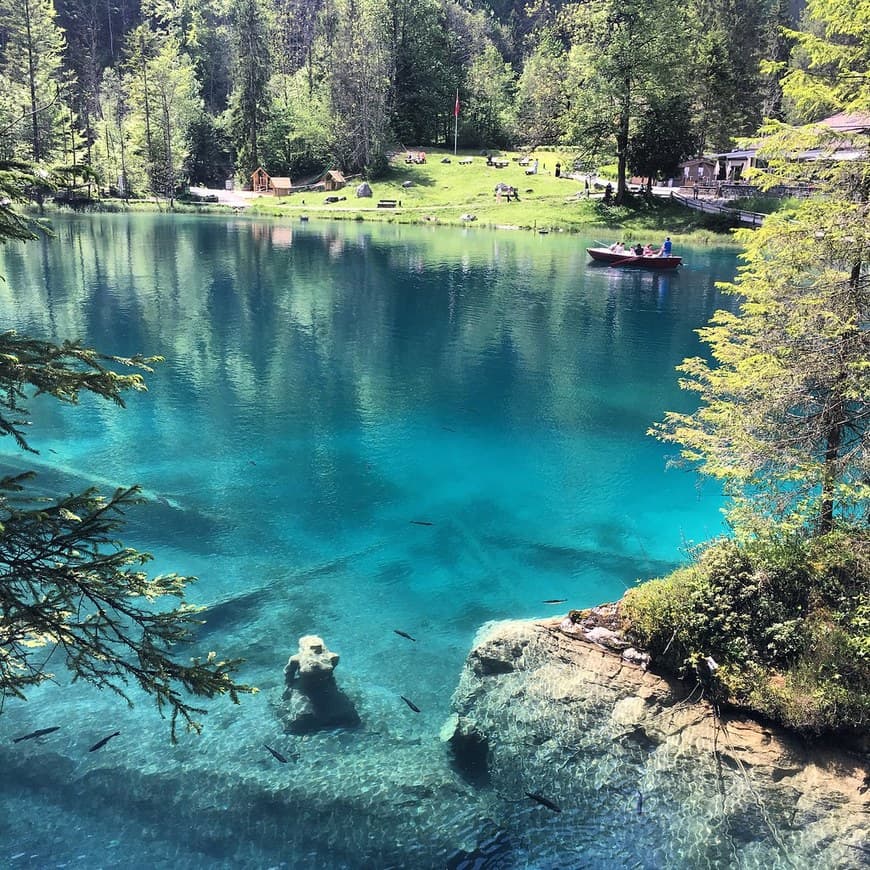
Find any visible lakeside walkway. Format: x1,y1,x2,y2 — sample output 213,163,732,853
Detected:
668,191,767,226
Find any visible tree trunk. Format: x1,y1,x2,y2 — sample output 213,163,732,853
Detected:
161,91,174,207
140,34,154,196
23,0,41,162
819,416,842,535
615,79,630,204
118,113,128,199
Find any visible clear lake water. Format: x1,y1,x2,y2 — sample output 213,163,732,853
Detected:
0,213,809,869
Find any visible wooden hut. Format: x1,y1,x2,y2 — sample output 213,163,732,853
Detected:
324,170,347,191
271,177,292,196
251,167,272,193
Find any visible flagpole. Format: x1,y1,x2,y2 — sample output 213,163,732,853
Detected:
453,89,459,156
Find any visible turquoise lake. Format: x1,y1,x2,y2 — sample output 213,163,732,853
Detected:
0,214,749,868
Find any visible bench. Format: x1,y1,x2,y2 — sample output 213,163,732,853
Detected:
377,200,399,208
491,160,509,169
459,158,473,165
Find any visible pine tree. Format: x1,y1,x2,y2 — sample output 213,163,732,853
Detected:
227,0,273,177
0,167,253,738
652,0,870,535
0,0,68,162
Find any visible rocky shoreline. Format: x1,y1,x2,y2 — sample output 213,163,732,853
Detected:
3,613,868,868
447,614,869,868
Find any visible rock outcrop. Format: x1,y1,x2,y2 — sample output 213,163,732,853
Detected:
448,617,869,869
279,634,360,733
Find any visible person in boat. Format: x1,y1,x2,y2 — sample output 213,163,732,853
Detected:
609,241,626,253
660,236,672,257
633,243,643,256
643,243,655,256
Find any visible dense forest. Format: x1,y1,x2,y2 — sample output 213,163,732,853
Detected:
0,0,807,197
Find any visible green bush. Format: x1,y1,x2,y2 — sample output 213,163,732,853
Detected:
622,526,870,733
726,195,801,214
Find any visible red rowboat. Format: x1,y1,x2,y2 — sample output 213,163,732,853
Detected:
586,247,682,269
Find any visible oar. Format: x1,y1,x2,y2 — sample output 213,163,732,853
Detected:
610,255,641,266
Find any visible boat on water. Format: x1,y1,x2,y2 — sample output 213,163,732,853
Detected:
586,247,682,269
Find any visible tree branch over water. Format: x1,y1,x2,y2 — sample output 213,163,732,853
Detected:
0,171,254,740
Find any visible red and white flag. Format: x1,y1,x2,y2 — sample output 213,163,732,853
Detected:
454,91,460,118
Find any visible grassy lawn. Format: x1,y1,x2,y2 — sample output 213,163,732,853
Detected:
67,146,740,244
245,147,737,244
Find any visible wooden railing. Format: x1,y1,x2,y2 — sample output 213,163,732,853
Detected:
671,192,767,227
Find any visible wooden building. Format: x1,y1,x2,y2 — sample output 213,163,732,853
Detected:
678,157,717,183
250,168,292,195
271,177,292,196
324,170,346,191
251,167,271,193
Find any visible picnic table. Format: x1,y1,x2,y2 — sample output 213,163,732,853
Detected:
459,157,473,165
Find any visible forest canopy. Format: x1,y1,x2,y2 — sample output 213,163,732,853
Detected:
0,0,806,195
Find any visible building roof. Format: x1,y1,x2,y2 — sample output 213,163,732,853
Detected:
818,111,870,133
718,149,758,159
800,148,866,161
326,170,346,182
271,177,292,187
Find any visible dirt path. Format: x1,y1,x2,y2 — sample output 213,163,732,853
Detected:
189,186,259,209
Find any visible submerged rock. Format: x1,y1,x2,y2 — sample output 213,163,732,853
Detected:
448,618,869,869
279,634,360,733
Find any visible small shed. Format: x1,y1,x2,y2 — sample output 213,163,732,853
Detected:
324,170,347,191
272,177,292,196
251,167,272,193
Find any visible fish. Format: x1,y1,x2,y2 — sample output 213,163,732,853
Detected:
525,791,562,813
410,520,434,526
12,726,60,743
393,629,417,642
400,695,421,713
264,744,290,763
88,731,120,752
636,790,643,815
542,599,568,604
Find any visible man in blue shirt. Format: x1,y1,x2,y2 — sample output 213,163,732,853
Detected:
661,236,672,257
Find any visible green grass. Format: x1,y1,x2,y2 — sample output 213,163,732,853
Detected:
244,147,737,244
60,146,740,244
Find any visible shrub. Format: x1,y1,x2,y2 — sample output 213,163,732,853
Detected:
622,525,870,733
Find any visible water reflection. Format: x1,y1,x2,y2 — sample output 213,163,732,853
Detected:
0,213,750,869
